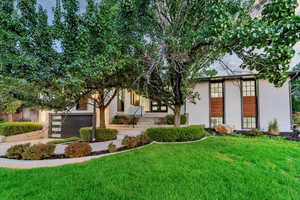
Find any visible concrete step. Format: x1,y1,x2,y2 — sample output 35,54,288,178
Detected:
137,122,155,126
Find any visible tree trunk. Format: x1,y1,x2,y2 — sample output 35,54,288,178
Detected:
7,113,13,122
174,104,181,127
99,106,106,128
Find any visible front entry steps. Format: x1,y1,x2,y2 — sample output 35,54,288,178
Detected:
137,117,161,126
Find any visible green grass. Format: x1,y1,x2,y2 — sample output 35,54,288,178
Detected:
1,136,300,200
47,137,80,144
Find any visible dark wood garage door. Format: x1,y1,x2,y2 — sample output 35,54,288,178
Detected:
49,113,93,138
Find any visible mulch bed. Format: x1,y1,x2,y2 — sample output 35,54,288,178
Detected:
280,132,300,141
205,128,300,142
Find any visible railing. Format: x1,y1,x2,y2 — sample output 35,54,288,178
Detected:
132,106,143,128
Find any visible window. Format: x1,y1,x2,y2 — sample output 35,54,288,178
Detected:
210,82,224,127
151,101,168,112
130,91,140,106
210,82,223,98
117,90,125,112
243,117,256,129
211,117,223,127
242,80,256,96
76,97,88,110
242,80,257,129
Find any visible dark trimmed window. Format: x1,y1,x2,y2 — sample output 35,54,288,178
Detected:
242,80,255,96
242,80,257,129
210,82,224,127
243,117,256,129
211,82,223,98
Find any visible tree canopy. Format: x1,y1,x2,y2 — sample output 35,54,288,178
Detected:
0,0,299,127
120,0,300,126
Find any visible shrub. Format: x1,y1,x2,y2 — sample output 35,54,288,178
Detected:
268,120,280,135
146,125,207,142
122,136,138,148
112,115,138,124
65,142,92,158
136,132,152,145
248,129,264,136
108,143,117,153
161,115,187,125
47,137,80,144
294,113,300,125
21,143,56,160
80,127,118,142
0,122,43,136
6,143,30,159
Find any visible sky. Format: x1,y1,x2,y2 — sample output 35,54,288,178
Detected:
37,0,300,75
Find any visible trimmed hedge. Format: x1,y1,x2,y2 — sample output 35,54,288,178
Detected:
0,122,43,136
80,127,118,142
160,114,187,125
146,125,208,142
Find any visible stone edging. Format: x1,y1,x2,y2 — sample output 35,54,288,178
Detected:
0,137,211,169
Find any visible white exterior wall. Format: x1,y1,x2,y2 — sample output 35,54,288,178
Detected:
258,79,292,132
224,80,242,130
186,82,210,127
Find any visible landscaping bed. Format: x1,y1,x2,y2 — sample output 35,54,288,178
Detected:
1,126,208,161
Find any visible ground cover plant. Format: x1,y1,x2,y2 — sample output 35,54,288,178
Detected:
0,136,300,200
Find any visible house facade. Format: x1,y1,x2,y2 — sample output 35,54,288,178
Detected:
36,73,293,138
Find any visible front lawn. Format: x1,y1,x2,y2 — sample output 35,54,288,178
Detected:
1,136,300,200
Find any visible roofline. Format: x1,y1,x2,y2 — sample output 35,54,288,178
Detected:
195,71,300,82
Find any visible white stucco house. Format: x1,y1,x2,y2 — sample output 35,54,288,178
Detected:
33,72,294,138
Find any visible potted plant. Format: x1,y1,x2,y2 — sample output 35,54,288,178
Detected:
268,120,280,136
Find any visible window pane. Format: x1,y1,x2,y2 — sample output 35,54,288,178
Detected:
242,80,256,97
210,82,223,98
243,117,256,129
211,117,223,127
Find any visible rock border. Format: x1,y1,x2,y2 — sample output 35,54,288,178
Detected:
0,137,210,169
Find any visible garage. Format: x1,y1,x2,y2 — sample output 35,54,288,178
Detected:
49,113,94,138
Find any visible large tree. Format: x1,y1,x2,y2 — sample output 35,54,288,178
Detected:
121,0,300,126
0,0,141,128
